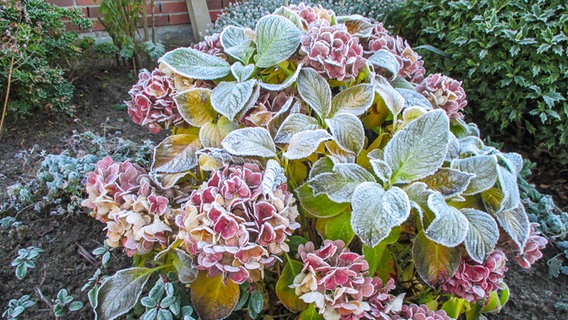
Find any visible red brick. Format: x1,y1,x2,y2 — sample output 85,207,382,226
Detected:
87,6,99,18
209,9,223,21
76,0,100,6
169,13,190,25
91,19,105,31
207,0,223,10
160,1,187,13
48,0,74,7
140,14,170,27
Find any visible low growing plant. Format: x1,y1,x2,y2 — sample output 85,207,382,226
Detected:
83,3,547,319
2,295,35,320
11,246,43,280
52,289,83,318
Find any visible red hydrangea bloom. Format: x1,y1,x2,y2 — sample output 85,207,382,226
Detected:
364,25,425,83
391,304,451,320
126,69,185,134
513,223,548,269
290,2,334,26
366,278,396,319
442,250,508,302
193,32,225,57
300,23,366,81
175,164,299,284
291,240,376,319
415,74,467,119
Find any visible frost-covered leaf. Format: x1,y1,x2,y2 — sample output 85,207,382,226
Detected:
326,113,365,155
255,15,302,68
222,127,277,157
262,159,286,195
309,156,335,179
273,6,304,30
297,68,332,119
461,209,499,264
413,231,461,286
451,155,498,195
175,88,216,127
95,267,153,320
197,148,263,167
259,63,303,91
500,152,523,174
230,62,256,82
284,129,331,160
374,76,405,117
368,49,400,80
330,84,375,116
152,133,200,173
295,183,350,218
199,117,239,148
150,172,189,189
496,166,520,213
211,80,256,121
396,88,433,110
370,159,392,182
159,48,230,80
191,271,239,320
274,114,320,144
351,182,410,247
457,136,484,155
220,26,255,64
172,249,198,284
337,15,374,37
421,168,474,198
385,110,450,184
495,205,530,252
425,192,468,247
276,259,306,312
309,163,375,203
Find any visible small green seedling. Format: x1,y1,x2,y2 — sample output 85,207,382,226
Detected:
11,246,43,280
53,289,83,317
2,295,35,319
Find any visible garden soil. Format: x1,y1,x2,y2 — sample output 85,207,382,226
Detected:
0,63,567,320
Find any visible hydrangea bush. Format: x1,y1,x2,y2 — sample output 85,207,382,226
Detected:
83,4,547,320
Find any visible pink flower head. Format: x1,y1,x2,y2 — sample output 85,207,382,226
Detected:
125,68,185,133
513,223,548,269
391,304,451,320
301,23,366,81
241,90,299,128
290,3,335,27
442,250,508,302
176,163,299,284
193,32,225,57
364,25,426,83
415,74,467,119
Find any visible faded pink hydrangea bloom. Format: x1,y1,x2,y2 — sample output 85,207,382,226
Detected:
513,223,548,269
391,304,451,320
175,164,299,284
291,240,376,319
442,250,507,302
366,278,396,319
364,25,426,83
241,90,299,128
300,23,366,81
193,32,226,58
126,69,185,134
290,2,334,26
415,74,467,119
82,156,147,222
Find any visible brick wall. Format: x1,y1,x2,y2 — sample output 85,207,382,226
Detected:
47,0,236,32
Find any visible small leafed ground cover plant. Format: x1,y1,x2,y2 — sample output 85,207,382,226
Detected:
78,3,553,320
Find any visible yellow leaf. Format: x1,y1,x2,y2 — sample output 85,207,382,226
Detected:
191,271,239,320
175,88,217,127
275,259,306,312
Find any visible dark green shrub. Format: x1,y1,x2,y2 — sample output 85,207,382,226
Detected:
0,0,91,117
388,0,568,162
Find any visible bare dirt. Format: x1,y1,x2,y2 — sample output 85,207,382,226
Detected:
0,61,567,319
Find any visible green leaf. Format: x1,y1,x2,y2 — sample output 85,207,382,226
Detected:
496,166,520,213
276,259,306,312
298,304,324,320
297,68,332,120
351,182,410,247
413,231,461,286
309,156,335,179
230,62,256,82
363,227,399,277
369,159,392,183
295,183,350,218
326,113,365,155
191,271,239,320
273,6,305,30
175,88,216,127
396,88,433,110
283,129,332,160
15,264,27,280
462,208,499,264
330,84,375,116
69,301,83,312
159,48,231,80
199,116,240,149
441,297,466,319
374,76,405,118
254,15,302,68
222,127,277,157
259,63,303,91
172,249,198,284
95,267,154,320
317,212,355,245
220,26,255,64
494,205,530,252
211,80,256,121
385,110,450,184
424,192,468,247
309,163,375,203
451,155,498,195
249,291,264,315
420,168,474,198
274,114,320,144
152,133,200,174
368,49,400,80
